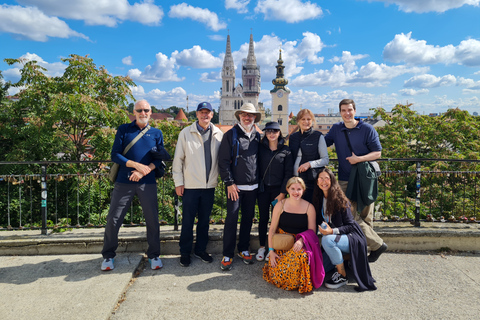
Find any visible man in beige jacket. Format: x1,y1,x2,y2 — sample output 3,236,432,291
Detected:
172,102,223,267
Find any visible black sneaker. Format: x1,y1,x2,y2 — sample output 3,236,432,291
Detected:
325,272,348,289
194,251,213,263
180,254,191,267
368,243,388,263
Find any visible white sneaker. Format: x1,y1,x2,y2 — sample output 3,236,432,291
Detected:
265,251,270,262
256,247,266,261
101,258,114,271
149,257,163,270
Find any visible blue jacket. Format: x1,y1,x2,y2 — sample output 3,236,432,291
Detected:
111,121,164,184
324,119,381,181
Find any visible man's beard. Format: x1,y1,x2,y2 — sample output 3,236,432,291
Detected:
240,121,253,131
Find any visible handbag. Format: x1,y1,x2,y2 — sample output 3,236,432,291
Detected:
271,233,295,251
108,125,151,183
270,200,295,250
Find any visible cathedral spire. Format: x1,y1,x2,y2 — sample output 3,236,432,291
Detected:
223,34,234,72
246,32,257,67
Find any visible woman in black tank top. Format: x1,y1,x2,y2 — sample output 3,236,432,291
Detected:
262,177,319,293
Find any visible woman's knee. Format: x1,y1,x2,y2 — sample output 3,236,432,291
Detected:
321,235,337,249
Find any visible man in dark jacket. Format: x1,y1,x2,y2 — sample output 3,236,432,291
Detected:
218,103,261,271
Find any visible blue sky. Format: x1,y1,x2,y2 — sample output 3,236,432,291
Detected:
1,0,480,116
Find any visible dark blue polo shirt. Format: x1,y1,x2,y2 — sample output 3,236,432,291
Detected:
111,120,164,184
324,119,382,181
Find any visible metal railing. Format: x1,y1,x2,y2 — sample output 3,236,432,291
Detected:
1,159,479,234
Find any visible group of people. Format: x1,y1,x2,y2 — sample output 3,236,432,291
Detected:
101,98,387,293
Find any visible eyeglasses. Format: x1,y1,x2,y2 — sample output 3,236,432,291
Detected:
135,109,151,113
240,113,255,118
265,130,280,134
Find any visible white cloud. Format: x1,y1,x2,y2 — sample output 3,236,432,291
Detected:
127,52,184,83
169,3,227,31
254,0,323,23
225,0,250,14
231,33,326,82
399,88,429,96
200,71,221,82
3,53,68,82
362,0,480,13
17,0,164,27
404,74,456,88
208,34,225,41
292,50,427,88
122,56,133,66
457,77,480,90
131,85,219,109
172,46,223,68
384,32,480,66
0,5,88,42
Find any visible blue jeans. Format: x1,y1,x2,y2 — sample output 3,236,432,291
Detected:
179,188,215,255
321,234,350,273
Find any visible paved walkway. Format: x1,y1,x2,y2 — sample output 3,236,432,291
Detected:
1,252,479,320
1,222,479,319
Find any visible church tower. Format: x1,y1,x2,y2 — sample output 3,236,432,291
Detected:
219,34,236,125
242,33,261,107
270,49,290,135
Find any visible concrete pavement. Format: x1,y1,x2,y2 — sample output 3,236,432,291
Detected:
1,222,480,319
1,252,479,320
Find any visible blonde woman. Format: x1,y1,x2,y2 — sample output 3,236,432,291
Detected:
263,177,324,293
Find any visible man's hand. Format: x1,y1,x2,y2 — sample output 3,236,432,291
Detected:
346,152,361,165
129,170,144,182
227,184,240,201
175,185,184,197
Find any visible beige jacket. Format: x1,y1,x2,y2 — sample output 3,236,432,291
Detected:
172,123,223,189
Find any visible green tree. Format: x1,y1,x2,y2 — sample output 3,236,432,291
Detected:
3,54,134,162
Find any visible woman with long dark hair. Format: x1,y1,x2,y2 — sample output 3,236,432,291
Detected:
312,168,376,291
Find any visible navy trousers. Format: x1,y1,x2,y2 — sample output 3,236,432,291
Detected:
102,183,160,259
179,188,215,255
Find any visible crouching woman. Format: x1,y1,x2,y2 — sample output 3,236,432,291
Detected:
313,168,376,291
262,177,324,294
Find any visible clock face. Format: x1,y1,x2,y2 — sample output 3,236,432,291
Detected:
277,90,283,98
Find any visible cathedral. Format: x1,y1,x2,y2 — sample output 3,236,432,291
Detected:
219,33,289,135
219,33,264,126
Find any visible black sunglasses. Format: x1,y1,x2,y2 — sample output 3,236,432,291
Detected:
135,109,151,113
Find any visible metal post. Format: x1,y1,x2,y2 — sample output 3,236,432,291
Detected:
41,165,48,234
415,161,421,227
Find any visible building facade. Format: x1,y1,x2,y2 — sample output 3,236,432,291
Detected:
219,33,263,125
270,49,290,135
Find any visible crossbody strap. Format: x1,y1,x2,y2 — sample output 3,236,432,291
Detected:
262,149,281,182
343,130,354,154
122,125,151,156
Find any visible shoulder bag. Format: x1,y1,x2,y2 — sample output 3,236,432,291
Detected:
108,125,151,183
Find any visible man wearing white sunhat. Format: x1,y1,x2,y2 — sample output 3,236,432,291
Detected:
218,103,262,271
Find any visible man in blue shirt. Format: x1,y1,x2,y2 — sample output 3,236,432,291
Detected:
325,99,387,263
101,100,164,271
